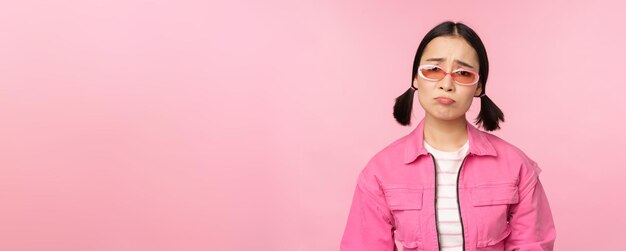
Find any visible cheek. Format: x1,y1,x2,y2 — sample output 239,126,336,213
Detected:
457,90,476,106
416,88,432,105
458,97,475,110
457,92,474,110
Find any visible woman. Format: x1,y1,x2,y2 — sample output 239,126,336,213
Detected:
340,21,556,251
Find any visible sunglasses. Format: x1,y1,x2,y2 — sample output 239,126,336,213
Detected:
417,64,480,85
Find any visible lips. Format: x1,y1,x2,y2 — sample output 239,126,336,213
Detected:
435,97,455,105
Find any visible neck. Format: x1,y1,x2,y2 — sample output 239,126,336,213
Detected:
423,114,468,151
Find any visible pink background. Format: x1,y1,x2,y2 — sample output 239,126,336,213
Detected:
1,0,624,250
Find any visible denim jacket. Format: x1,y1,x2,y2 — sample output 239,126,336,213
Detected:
340,117,556,251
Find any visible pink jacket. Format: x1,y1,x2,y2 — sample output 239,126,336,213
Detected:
340,117,556,251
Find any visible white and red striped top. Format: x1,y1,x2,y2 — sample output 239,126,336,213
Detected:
423,139,470,251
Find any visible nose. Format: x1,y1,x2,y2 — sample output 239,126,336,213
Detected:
439,72,455,91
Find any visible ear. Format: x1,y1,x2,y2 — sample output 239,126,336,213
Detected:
413,78,418,90
474,83,483,97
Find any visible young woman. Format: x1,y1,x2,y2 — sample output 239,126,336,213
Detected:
340,21,556,251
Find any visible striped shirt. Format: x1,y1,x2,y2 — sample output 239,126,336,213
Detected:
423,139,470,251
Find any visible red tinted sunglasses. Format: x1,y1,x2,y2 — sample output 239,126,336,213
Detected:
417,64,480,85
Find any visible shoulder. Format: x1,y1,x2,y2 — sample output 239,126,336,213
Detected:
481,131,542,176
359,133,411,177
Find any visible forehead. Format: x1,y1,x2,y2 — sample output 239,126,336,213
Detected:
420,36,479,68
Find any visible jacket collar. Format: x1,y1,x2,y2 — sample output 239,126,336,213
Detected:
403,117,497,164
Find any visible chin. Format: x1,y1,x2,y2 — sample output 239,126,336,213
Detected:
426,109,466,121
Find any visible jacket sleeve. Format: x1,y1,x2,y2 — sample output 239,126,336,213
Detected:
504,158,557,251
340,161,397,251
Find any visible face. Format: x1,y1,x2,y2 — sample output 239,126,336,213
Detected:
413,36,483,121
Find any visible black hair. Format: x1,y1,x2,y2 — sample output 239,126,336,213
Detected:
393,20,504,131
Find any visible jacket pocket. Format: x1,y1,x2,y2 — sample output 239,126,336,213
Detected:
476,227,511,249
382,184,424,250
470,181,518,248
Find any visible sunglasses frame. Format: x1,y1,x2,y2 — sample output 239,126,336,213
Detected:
417,64,480,86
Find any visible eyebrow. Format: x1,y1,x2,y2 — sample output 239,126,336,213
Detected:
424,58,476,69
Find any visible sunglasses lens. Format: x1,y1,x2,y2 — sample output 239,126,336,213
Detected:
420,66,479,84
420,66,446,80
452,71,478,84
